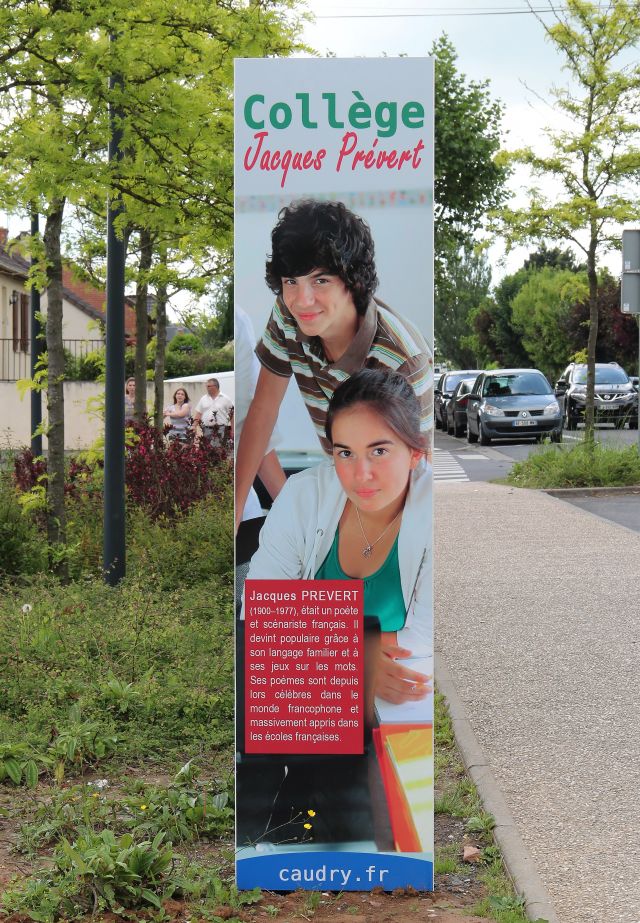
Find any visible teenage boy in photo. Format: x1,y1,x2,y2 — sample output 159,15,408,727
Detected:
235,198,433,528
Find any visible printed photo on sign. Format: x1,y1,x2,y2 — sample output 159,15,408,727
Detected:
234,57,434,892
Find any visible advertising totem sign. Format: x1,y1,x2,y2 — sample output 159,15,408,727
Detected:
234,58,434,892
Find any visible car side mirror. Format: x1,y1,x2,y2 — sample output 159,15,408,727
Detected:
555,379,567,394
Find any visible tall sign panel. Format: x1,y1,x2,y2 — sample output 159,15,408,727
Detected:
235,58,434,892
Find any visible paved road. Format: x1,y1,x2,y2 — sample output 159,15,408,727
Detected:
435,431,640,533
435,480,640,923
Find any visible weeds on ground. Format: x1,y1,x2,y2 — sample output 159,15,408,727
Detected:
507,439,640,489
434,690,536,923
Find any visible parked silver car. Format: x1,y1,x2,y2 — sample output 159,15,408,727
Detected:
466,369,562,445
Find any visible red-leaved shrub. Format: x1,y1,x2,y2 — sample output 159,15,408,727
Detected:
125,417,231,519
14,449,98,498
13,419,231,520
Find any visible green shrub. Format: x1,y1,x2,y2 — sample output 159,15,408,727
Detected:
508,440,640,489
0,742,43,788
122,777,232,844
77,348,106,381
4,829,173,920
0,473,46,577
0,572,234,760
128,492,233,590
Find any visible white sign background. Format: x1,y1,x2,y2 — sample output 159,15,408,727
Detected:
234,58,434,453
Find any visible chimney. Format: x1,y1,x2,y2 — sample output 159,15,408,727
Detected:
0,228,7,249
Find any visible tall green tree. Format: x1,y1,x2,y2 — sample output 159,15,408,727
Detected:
0,2,106,562
567,273,639,372
470,269,531,368
469,245,582,368
511,266,588,379
0,0,303,559
431,34,509,285
434,244,492,368
495,0,640,439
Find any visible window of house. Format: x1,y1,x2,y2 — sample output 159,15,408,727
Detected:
12,291,29,353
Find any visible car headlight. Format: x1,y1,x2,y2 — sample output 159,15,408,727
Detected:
482,403,505,417
543,401,560,415
571,389,587,401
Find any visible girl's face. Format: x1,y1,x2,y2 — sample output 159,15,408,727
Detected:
175,389,186,403
126,380,135,395
331,404,422,514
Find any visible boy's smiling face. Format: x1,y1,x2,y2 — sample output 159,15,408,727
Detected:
280,269,358,344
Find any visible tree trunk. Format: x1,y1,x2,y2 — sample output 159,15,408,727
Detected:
134,228,153,420
43,198,67,575
584,231,599,445
153,242,168,431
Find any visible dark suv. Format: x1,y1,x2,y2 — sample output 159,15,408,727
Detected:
555,362,638,430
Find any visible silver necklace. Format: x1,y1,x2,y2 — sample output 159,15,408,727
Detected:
355,505,402,558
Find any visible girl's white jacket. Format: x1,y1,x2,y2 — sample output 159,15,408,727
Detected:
244,459,432,656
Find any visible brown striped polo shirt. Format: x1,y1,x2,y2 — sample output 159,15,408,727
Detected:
255,296,434,454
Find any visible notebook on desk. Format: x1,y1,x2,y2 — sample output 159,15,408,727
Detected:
374,655,433,724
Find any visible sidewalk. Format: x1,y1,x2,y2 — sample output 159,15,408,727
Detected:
435,481,640,923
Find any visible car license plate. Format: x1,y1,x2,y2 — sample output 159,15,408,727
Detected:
514,420,536,426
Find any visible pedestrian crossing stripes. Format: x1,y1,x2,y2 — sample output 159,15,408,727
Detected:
432,448,469,483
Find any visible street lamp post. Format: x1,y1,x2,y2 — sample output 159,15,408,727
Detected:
103,49,126,586
30,211,42,457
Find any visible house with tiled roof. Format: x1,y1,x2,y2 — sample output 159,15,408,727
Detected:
0,227,137,381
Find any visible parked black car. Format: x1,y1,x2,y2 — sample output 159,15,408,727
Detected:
445,378,477,437
555,362,638,429
434,370,483,430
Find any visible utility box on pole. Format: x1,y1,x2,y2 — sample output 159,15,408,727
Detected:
621,229,640,314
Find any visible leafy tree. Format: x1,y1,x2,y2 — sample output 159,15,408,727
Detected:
567,273,639,373
0,1,107,562
431,34,509,282
469,268,532,368
1,0,303,562
495,0,640,439
434,244,492,368
523,242,584,272
511,266,588,379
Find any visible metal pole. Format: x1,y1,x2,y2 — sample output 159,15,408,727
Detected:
30,211,42,457
103,45,126,586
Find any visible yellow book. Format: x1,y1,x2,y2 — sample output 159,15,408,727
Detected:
384,728,434,853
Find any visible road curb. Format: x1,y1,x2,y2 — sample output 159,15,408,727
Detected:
545,485,640,498
435,653,560,923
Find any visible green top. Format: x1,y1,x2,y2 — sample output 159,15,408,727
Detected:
315,530,406,632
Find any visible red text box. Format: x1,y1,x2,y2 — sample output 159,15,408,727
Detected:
244,579,364,754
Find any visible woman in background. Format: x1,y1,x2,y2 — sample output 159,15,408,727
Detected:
124,377,136,423
163,387,191,442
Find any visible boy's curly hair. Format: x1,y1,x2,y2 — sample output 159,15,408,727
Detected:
265,200,378,316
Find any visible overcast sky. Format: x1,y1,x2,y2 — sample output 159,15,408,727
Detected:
298,0,627,280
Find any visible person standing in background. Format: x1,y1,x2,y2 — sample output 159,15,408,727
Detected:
163,387,191,442
193,378,234,446
124,377,136,424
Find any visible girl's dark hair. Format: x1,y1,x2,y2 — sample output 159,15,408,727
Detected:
173,387,190,403
325,368,425,452
265,199,378,316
